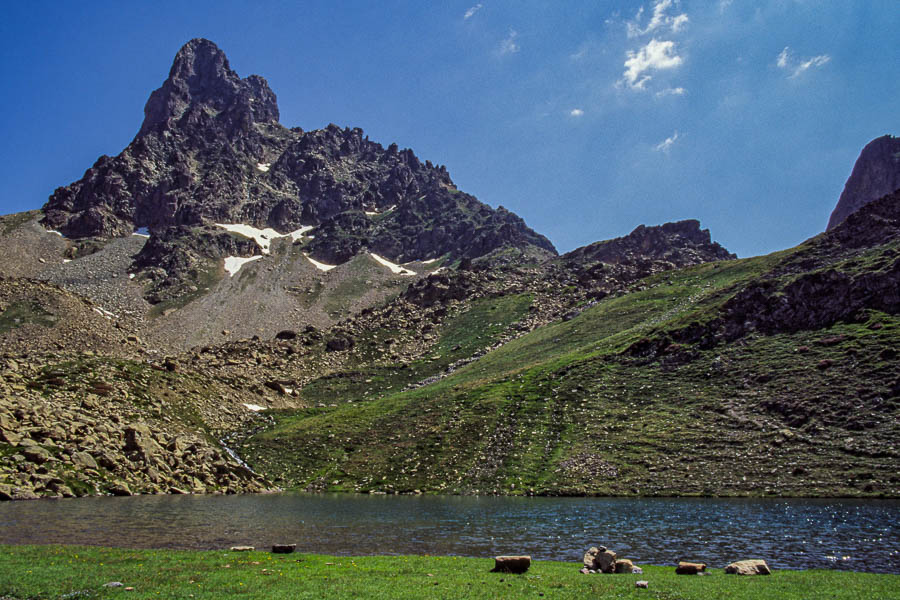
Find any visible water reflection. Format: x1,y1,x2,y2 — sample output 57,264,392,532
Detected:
1,493,898,573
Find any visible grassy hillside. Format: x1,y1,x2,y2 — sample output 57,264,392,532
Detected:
239,237,900,497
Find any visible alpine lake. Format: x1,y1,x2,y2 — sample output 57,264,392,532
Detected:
1,493,898,574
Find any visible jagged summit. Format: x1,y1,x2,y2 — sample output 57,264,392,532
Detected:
139,38,279,137
41,39,555,301
827,134,900,231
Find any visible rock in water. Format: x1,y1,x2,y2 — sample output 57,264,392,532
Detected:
725,559,771,575
491,555,531,574
675,561,706,575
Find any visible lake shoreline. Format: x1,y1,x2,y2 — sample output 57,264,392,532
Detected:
1,545,898,599
2,493,898,574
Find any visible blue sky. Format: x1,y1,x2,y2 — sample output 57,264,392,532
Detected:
1,1,897,257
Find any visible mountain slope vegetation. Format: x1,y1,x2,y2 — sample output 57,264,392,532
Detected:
237,192,900,497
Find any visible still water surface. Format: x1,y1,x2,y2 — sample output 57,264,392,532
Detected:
1,493,898,573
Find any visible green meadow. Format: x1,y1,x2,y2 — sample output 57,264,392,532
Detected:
1,545,897,599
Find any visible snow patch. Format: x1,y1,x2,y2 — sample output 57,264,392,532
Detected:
370,253,416,276
422,258,439,265
47,229,64,237
256,162,271,172
62,259,72,264
128,273,135,279
93,307,118,320
223,255,262,276
304,253,336,272
133,227,150,237
365,205,396,217
287,225,314,241
243,403,267,412
216,223,314,254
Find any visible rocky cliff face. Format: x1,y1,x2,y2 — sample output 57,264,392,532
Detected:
41,39,555,300
827,135,900,230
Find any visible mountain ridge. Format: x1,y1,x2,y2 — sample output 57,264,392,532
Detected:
0,39,897,502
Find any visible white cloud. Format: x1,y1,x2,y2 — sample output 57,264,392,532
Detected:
627,0,688,38
776,47,790,69
791,54,830,78
626,6,645,38
655,130,679,153
570,46,587,60
776,46,831,78
718,0,733,12
655,86,686,98
671,13,689,32
622,38,683,89
464,4,482,20
646,0,673,31
499,29,519,55
569,108,584,117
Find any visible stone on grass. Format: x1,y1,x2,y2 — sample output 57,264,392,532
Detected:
725,559,771,575
636,580,649,589
491,555,531,574
271,544,296,554
614,559,635,574
675,561,706,575
596,549,617,573
230,546,255,552
583,545,617,573
104,582,124,587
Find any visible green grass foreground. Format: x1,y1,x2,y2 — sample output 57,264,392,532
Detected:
1,546,898,599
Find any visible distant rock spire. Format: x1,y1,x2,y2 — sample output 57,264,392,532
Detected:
827,135,900,231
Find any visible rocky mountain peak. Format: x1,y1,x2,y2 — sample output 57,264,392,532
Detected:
826,135,900,231
41,39,555,303
139,38,278,137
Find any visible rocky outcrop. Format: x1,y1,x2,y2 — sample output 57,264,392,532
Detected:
563,220,735,268
41,39,555,302
827,135,900,230
625,189,900,359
